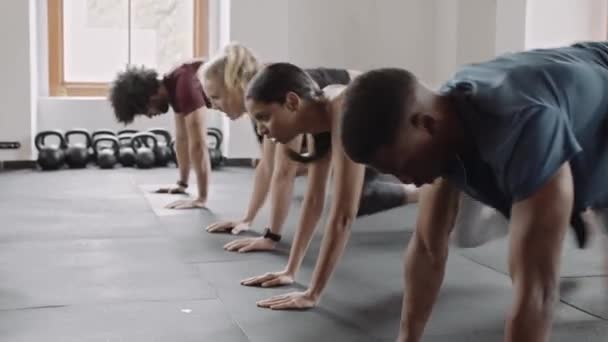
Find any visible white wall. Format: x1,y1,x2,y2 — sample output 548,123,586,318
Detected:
226,0,438,156
526,0,608,49
495,0,527,55
0,0,37,161
7,0,605,162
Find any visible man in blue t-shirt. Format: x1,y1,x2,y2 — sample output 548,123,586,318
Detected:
339,41,608,342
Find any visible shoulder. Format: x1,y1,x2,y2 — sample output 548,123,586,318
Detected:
165,58,206,79
323,85,347,137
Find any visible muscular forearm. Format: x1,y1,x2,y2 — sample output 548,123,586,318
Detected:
398,235,448,342
307,215,353,299
268,163,298,234
176,137,191,183
190,141,210,199
284,195,325,275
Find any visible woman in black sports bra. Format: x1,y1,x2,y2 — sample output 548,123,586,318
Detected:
236,63,419,309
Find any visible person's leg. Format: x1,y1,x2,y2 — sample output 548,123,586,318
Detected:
356,167,419,217
450,192,509,248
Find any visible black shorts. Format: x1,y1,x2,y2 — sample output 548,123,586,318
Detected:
356,168,407,217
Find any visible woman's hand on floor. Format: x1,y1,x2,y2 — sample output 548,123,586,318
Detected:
205,220,251,234
165,198,207,209
241,269,294,288
224,237,276,253
256,290,318,310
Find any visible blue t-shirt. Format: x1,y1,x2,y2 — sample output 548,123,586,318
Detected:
440,41,608,218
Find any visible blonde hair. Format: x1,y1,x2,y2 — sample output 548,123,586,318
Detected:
203,42,261,94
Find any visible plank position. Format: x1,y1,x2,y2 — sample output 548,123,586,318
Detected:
339,41,608,341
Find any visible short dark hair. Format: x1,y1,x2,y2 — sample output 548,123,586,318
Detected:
109,65,160,124
340,68,417,164
246,63,330,163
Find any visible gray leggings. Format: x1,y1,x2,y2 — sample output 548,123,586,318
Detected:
356,168,407,217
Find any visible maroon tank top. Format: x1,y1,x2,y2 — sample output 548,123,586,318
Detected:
162,61,211,115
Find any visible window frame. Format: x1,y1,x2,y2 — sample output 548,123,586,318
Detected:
47,0,209,97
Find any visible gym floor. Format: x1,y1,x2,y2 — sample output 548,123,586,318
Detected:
0,166,607,341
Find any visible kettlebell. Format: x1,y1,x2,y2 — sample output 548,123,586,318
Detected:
93,136,119,169
131,132,157,169
117,134,136,167
90,129,117,163
207,128,224,169
117,129,138,137
148,128,173,167
64,129,92,168
35,130,66,171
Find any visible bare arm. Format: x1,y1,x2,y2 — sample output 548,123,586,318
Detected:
398,179,460,342
284,152,332,275
505,163,572,342
267,136,303,234
241,150,331,286
174,114,191,185
306,134,366,299
241,136,276,223
242,135,303,226
184,107,211,201
207,134,303,238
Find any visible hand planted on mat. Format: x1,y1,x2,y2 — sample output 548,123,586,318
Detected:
241,270,294,288
205,220,251,234
155,185,187,194
224,237,276,253
165,198,207,209
256,291,317,310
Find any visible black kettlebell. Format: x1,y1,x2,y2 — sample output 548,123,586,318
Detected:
131,132,157,169
117,129,138,137
117,134,136,167
64,129,92,168
94,136,119,169
90,129,117,163
148,128,173,167
207,128,224,169
35,130,66,171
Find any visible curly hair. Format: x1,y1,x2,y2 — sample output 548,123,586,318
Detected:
109,66,160,124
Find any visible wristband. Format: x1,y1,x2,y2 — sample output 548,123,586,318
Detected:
262,228,281,242
177,180,188,188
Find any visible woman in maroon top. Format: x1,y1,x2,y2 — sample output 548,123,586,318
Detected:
109,59,212,209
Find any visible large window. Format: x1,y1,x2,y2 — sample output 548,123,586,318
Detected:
48,0,208,96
